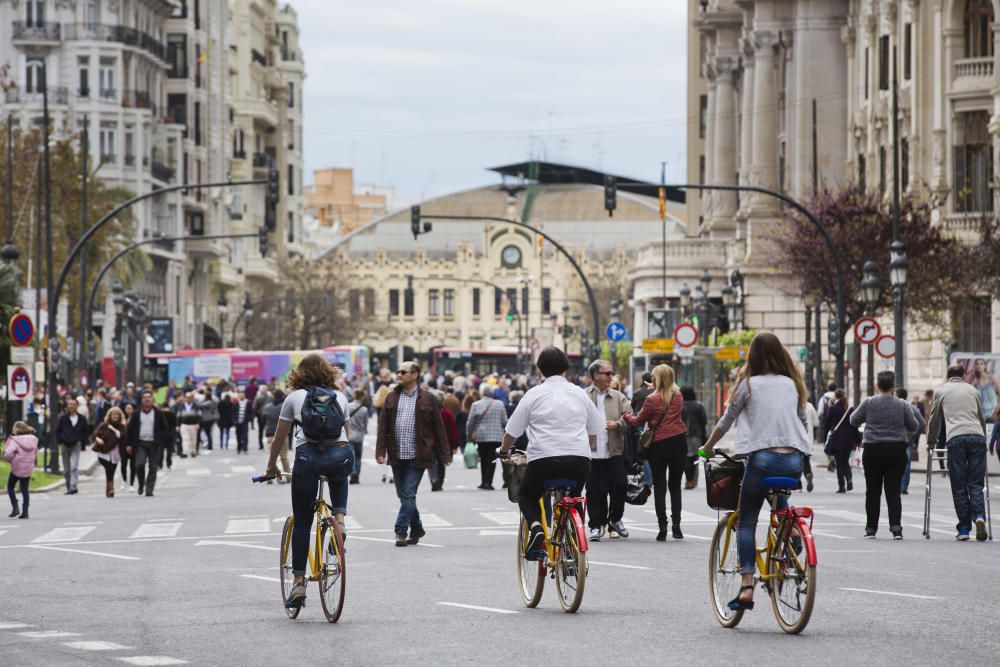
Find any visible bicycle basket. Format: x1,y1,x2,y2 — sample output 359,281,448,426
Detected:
502,452,528,504
625,473,651,506
704,457,745,511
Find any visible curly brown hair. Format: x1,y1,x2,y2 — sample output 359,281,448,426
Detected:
286,354,342,391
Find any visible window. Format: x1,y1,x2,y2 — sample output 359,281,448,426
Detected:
953,296,992,352
25,58,44,93
232,127,245,158
542,288,551,314
954,110,993,213
472,288,481,316
84,0,99,26
167,34,188,78
779,141,786,192
287,212,294,243
194,44,202,87
78,56,90,97
965,0,995,58
194,0,200,29
521,287,529,315
858,153,866,190
444,289,454,317
901,137,909,190
404,286,414,317
99,125,116,163
879,145,887,195
194,101,202,145
506,288,518,315
188,212,204,236
904,23,912,80
494,288,503,316
288,119,294,150
389,289,400,317
288,165,294,195
428,289,440,317
364,288,375,316
124,130,134,163
698,94,707,139
698,155,705,185
170,0,187,18
288,82,295,108
26,0,45,27
167,93,187,126
864,48,869,100
99,57,115,99
879,35,890,91
349,289,360,318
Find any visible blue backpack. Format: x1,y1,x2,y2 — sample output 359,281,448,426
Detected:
298,386,345,444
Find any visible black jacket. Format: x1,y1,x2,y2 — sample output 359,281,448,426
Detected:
126,408,170,448
56,413,91,447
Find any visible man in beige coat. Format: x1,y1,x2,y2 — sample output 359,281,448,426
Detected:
584,360,633,541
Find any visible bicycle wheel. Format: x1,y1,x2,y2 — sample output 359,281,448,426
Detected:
553,509,586,613
767,521,816,634
279,516,300,619
708,514,744,628
516,517,545,608
318,518,346,623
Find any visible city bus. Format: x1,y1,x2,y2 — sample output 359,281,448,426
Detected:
430,347,583,378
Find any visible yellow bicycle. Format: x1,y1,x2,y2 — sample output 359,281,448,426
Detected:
257,472,346,622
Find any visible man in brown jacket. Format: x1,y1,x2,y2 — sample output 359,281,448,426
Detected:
376,361,451,546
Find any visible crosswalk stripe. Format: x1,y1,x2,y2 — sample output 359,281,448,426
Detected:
32,526,96,543
479,511,519,526
116,657,189,666
186,468,211,477
416,513,452,527
130,523,182,539
18,630,82,638
0,622,32,629
64,641,133,651
230,465,255,474
224,518,270,534
819,510,870,522
344,516,363,530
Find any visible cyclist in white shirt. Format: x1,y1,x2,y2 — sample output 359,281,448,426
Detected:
500,347,603,560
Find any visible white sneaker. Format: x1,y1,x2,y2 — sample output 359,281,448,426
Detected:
120,481,128,491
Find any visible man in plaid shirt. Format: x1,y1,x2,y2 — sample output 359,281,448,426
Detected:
376,361,450,546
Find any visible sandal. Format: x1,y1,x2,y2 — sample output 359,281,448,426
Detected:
728,585,755,611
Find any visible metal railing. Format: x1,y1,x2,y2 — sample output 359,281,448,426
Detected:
63,23,166,61
252,152,271,168
4,87,69,105
12,21,61,41
151,160,174,182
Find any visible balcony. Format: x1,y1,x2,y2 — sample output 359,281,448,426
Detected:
151,160,174,183
953,57,995,92
124,154,136,166
252,152,271,169
100,153,117,165
168,64,189,80
12,21,61,43
63,23,166,62
99,87,117,101
4,87,69,105
233,150,247,160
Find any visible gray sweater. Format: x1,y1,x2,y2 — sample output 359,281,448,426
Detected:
850,395,919,445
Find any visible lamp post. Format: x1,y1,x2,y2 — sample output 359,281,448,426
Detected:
609,298,623,370
729,269,745,330
890,240,907,385
217,295,229,349
232,293,253,347
861,260,880,396
679,283,692,319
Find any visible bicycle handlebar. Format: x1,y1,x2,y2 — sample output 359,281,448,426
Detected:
252,472,292,484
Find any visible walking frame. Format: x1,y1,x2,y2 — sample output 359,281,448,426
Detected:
922,442,993,540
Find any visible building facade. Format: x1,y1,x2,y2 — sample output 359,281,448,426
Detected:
304,167,390,234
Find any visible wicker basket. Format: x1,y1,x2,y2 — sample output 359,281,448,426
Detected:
502,452,528,504
704,457,745,511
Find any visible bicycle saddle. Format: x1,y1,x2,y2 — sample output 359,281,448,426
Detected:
762,476,801,490
543,478,577,490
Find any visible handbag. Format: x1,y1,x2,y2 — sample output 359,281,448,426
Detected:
463,442,479,469
625,473,651,505
824,407,853,456
637,392,676,460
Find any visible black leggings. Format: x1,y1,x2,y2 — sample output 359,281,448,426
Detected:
120,449,133,483
477,442,500,486
7,474,28,507
98,457,118,484
517,456,591,528
648,435,686,527
862,442,907,531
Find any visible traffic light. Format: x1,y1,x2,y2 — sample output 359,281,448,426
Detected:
411,205,421,239
603,175,617,217
827,317,841,357
258,225,269,256
265,167,279,231
506,303,518,323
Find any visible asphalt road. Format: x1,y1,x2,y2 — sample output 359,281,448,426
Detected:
2,425,998,666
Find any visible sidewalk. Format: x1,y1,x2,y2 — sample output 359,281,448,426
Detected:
35,446,108,493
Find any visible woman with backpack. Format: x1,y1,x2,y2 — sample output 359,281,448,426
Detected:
262,354,351,610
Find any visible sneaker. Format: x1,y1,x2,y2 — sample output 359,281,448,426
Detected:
395,534,408,547
891,528,903,540
523,527,544,558
864,529,876,539
975,518,987,542
285,582,306,608
955,529,970,541
608,521,629,539
589,527,601,543
120,481,129,491
407,526,426,545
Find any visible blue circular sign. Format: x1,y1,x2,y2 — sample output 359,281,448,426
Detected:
9,314,34,347
605,321,628,342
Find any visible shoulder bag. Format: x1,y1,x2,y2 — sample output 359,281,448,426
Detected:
469,400,494,443
823,407,853,456
636,392,676,460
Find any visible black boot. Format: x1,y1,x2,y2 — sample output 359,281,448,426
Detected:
656,521,668,542
8,501,18,518
19,502,28,519
672,518,684,540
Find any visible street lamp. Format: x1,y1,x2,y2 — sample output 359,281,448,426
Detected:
217,294,229,348
890,240,907,384
699,270,712,294
679,283,692,318
861,259,880,395
728,270,745,330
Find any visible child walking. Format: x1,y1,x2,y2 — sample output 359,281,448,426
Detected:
4,421,38,519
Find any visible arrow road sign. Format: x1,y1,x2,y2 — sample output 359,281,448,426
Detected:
606,321,628,342
853,317,881,345
9,313,34,347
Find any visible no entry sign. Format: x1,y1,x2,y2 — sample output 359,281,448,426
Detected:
875,334,896,359
9,313,34,347
9,365,31,399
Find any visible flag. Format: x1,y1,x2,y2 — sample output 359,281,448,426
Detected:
658,187,666,222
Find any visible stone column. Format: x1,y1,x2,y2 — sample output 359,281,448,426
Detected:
738,36,755,212
750,29,779,211
632,300,647,346
709,55,739,232
703,66,718,220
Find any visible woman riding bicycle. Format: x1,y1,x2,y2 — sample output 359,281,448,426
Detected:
500,347,603,560
262,354,351,608
701,332,811,612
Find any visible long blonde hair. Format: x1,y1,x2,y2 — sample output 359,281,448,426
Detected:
105,407,125,424
651,364,678,408
733,332,808,410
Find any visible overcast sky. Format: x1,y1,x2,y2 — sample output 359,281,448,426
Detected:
294,0,689,207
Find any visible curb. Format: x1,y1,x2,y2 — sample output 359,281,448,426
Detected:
33,459,101,494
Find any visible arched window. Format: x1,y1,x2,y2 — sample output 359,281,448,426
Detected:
965,0,995,58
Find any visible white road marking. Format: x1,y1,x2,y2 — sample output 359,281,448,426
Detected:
437,602,518,615
186,468,211,476
32,526,97,543
240,574,282,583
811,529,852,541
230,465,255,473
130,523,182,539
478,530,517,536
147,518,184,523
117,657,189,666
64,641,132,651
587,560,651,570
820,510,871,523
27,545,140,561
416,513,452,527
839,587,942,600
0,622,32,629
220,458,235,464
196,540,278,551
64,521,103,526
902,511,955,523
626,526,710,540
18,630,83,638
344,516,364,530
0,524,20,528
454,485,468,489
225,518,270,534
0,531,6,537
479,511,519,526
348,535,443,548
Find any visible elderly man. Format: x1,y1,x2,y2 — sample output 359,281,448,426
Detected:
584,359,633,540
466,384,508,490
174,392,202,458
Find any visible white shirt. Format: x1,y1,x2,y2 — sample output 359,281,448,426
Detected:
69,415,79,427
505,375,603,462
139,409,156,441
279,388,349,448
593,389,610,459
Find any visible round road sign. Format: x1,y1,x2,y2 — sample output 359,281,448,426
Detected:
605,321,628,342
853,317,881,345
9,366,31,399
9,313,34,347
875,334,896,359
674,322,699,348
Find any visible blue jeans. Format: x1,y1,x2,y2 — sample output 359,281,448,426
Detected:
391,460,425,536
290,444,354,576
350,441,363,477
737,450,804,574
947,434,987,532
901,443,913,492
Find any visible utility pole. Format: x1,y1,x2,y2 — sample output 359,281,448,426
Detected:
78,116,88,385
42,73,56,473
891,45,906,386
660,161,667,306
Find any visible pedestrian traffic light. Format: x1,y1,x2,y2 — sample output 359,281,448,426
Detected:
265,167,279,231
411,205,421,239
506,303,518,323
258,225,269,256
603,175,617,217
827,317,841,357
